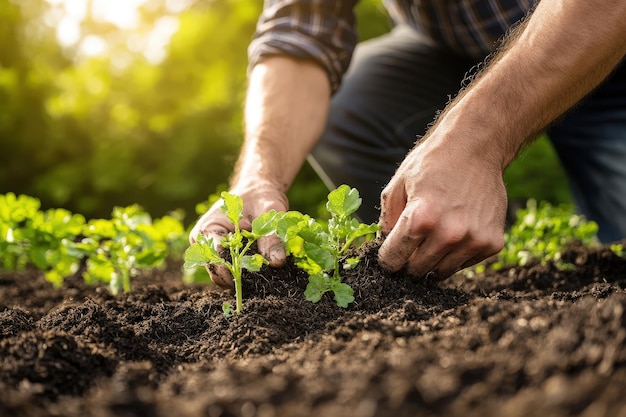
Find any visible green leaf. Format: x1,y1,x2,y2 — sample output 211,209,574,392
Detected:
182,266,214,285
85,219,117,239
84,257,116,285
296,219,327,247
326,185,361,218
241,253,267,272
343,257,360,270
302,241,334,272
0,193,40,223
250,210,280,237
183,240,223,268
304,273,329,303
135,247,167,267
112,205,152,229
222,302,234,318
274,211,308,241
331,281,354,308
348,221,380,239
44,269,65,289
294,256,323,275
29,247,48,269
220,192,243,227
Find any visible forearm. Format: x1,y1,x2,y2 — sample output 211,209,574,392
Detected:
231,56,331,193
432,0,626,169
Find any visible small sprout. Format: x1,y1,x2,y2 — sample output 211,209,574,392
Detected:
610,243,624,257
184,192,281,317
275,185,379,308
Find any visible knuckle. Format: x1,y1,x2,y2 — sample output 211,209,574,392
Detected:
440,225,468,246
404,211,437,236
469,232,504,257
487,234,505,255
380,186,392,203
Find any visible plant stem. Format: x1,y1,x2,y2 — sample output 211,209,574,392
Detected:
333,235,341,280
123,270,131,293
231,246,243,315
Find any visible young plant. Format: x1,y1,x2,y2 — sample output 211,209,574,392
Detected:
275,185,379,308
184,192,281,317
0,193,85,286
609,243,624,258
0,193,186,292
65,205,182,295
494,199,598,269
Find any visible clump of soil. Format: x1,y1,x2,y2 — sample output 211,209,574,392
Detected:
1,239,625,417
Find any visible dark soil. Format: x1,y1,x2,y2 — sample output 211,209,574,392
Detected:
1,239,626,417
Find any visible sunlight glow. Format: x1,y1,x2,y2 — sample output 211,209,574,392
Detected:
45,0,183,64
166,0,194,13
143,16,180,64
56,15,81,47
92,0,147,30
79,35,107,57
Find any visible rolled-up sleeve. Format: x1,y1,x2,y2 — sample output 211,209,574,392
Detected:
248,0,359,93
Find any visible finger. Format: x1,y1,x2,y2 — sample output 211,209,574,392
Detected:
378,204,427,273
406,241,450,277
459,254,489,271
404,224,469,277
429,251,478,280
378,183,407,236
257,234,286,267
207,264,234,288
407,218,470,279
425,238,502,280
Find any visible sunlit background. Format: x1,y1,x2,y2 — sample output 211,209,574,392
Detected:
0,0,570,223
46,0,185,63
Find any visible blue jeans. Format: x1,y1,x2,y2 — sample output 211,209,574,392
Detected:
309,25,626,242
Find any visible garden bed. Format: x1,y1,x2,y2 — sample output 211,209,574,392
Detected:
1,239,625,417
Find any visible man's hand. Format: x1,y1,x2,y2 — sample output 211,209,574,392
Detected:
189,185,289,287
377,135,507,280
378,0,626,281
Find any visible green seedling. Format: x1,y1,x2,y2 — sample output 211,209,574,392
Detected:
184,192,281,317
0,193,185,292
610,243,624,258
0,193,85,286
65,205,182,295
494,199,598,270
275,185,379,308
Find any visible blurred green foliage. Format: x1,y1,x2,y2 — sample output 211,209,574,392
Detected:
0,0,570,226
0,0,257,221
504,135,572,205
497,199,598,269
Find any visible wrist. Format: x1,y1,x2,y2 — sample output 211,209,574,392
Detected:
428,94,523,173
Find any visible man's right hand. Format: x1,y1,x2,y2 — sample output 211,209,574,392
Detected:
188,185,289,288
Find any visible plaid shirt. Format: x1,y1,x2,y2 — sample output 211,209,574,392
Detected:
248,0,536,92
